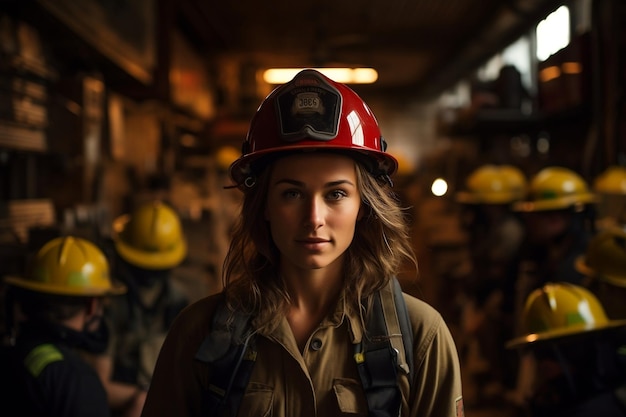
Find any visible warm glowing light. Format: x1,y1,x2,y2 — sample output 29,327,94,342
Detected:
431,178,448,196
561,61,582,74
539,66,561,83
263,68,378,84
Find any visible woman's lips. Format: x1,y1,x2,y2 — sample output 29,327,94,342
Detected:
296,238,330,250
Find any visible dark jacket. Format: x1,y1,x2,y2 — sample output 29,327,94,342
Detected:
0,321,110,417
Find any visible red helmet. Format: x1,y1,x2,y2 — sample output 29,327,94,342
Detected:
229,69,398,186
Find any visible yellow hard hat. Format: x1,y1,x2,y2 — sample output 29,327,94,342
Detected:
4,236,126,296
513,166,596,212
456,164,527,204
594,166,626,195
575,227,626,288
506,282,626,348
113,201,187,270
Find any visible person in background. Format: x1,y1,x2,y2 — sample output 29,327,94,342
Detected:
575,227,626,320
510,166,597,332
506,166,597,406
89,201,189,417
141,69,463,417
593,165,626,231
506,282,626,416
0,236,126,417
454,164,527,405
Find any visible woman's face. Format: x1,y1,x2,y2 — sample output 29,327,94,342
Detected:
265,152,362,272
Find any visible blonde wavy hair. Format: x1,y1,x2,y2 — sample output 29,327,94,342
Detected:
223,153,418,333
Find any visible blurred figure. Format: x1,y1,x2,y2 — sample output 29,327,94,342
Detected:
575,227,626,320
454,164,527,404
511,166,597,328
91,201,189,417
593,165,626,231
0,236,126,417
506,166,597,406
456,164,527,288
506,282,626,416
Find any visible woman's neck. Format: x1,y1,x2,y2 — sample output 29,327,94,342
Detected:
281,262,344,351
282,263,343,312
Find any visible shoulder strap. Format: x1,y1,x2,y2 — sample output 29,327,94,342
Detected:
197,278,414,417
393,277,414,376
195,299,257,417
355,277,413,417
383,277,413,376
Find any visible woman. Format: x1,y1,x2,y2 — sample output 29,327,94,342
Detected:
141,69,463,417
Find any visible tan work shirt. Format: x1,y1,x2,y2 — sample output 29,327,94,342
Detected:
141,291,463,417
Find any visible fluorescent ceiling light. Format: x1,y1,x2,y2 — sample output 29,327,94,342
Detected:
263,68,378,84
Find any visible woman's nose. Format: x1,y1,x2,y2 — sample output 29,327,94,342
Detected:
304,196,325,229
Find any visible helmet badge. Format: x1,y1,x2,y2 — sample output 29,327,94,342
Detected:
276,70,342,142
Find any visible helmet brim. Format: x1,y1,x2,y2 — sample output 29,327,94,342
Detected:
113,238,187,270
4,275,127,296
505,318,626,349
574,254,595,277
575,255,626,287
229,144,398,186
512,193,597,211
455,191,518,205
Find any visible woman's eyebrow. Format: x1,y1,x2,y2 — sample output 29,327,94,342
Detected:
272,178,355,187
272,178,304,186
326,180,355,187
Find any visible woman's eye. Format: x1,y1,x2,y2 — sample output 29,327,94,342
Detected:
282,189,301,199
327,190,347,200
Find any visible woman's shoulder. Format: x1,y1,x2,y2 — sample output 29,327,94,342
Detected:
401,292,442,317
401,292,448,338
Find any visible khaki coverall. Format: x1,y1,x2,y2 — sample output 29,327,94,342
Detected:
141,290,464,417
